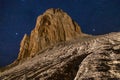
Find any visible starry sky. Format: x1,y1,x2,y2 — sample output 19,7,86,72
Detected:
0,0,120,67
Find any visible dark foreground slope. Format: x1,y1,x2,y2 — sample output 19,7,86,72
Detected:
0,32,120,80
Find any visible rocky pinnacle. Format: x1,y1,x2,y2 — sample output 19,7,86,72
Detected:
0,8,120,80
17,8,83,61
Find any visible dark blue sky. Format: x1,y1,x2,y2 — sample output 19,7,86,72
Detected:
0,0,120,67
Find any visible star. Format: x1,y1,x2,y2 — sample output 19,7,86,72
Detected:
16,33,18,35
92,28,96,32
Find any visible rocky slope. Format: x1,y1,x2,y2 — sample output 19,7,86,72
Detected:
0,8,120,80
0,32,120,80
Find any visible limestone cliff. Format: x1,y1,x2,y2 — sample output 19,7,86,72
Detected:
17,8,83,60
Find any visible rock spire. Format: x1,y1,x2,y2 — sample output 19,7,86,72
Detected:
17,8,83,60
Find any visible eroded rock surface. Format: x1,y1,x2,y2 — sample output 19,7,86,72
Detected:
0,32,120,80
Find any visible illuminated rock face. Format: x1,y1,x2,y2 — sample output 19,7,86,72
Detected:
1,8,120,80
17,8,82,60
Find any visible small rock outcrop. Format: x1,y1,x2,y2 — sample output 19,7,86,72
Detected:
17,34,30,60
17,8,83,60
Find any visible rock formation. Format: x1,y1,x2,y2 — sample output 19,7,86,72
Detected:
0,8,120,80
18,34,30,59
17,8,83,61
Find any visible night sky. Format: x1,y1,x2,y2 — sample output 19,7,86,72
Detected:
0,0,120,67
